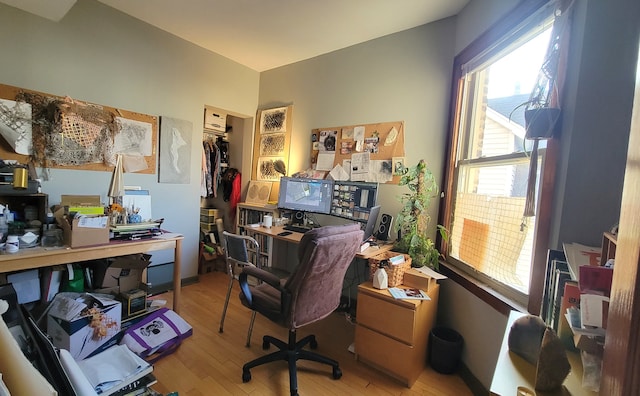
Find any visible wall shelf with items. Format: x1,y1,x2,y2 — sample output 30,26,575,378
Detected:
236,202,280,269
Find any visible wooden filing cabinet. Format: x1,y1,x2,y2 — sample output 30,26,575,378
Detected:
355,281,439,387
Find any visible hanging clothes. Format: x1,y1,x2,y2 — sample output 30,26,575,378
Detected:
202,137,222,198
200,144,208,197
222,168,241,216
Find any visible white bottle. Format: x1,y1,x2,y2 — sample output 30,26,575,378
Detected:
4,205,13,223
372,265,388,290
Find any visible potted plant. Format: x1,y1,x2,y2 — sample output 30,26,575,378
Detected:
394,159,447,270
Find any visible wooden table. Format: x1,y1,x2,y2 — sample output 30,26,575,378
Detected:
0,234,184,313
246,224,394,259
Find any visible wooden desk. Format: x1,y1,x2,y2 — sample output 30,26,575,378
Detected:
246,224,394,259
0,234,184,313
490,311,598,396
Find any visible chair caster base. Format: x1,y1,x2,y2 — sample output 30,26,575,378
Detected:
242,369,251,383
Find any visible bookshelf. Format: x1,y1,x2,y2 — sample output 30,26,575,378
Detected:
235,203,280,269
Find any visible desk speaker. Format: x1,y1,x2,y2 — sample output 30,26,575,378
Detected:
375,214,393,241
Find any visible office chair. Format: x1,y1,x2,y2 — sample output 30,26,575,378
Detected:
219,231,260,347
238,223,363,396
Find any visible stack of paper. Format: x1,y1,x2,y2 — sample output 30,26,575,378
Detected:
77,345,153,396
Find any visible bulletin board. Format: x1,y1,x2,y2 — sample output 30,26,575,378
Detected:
0,83,158,174
311,121,405,184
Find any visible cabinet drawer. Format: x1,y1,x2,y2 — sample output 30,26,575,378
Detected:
355,324,421,386
357,292,416,344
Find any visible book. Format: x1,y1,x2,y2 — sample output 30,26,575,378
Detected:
551,265,572,332
541,250,566,325
77,344,153,396
562,242,601,281
388,287,430,300
579,265,613,297
557,280,580,350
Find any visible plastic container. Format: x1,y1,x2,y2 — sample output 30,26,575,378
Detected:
6,235,19,254
429,327,464,374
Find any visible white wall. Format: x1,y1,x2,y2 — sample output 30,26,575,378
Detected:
0,0,260,277
259,19,456,234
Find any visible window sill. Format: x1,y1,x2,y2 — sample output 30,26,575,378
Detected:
438,260,528,315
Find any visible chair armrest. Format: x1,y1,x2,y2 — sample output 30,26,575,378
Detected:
238,266,283,306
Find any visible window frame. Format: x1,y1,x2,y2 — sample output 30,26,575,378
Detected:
437,0,558,315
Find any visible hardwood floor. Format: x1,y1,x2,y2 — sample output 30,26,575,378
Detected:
151,271,473,395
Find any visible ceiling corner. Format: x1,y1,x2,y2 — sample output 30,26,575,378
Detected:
0,0,77,22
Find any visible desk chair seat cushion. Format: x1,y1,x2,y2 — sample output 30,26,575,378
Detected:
240,267,285,322
239,224,363,329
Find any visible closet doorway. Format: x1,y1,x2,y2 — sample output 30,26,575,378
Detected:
201,105,254,236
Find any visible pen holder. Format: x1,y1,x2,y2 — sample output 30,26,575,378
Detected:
369,251,411,287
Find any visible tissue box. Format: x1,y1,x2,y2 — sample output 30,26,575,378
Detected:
47,292,121,360
402,268,437,292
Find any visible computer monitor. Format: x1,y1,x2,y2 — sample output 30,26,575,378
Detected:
277,177,334,215
330,180,379,222
362,205,381,241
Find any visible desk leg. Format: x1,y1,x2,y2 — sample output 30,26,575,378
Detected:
173,238,182,313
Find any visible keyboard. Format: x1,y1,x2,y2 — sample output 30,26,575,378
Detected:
283,225,312,234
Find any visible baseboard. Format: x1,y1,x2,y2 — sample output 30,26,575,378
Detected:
458,362,488,396
147,260,198,295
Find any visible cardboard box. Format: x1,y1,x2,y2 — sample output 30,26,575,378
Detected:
56,214,109,248
61,194,105,215
204,108,226,132
7,269,40,304
47,292,121,360
402,268,436,292
53,195,109,248
102,254,151,293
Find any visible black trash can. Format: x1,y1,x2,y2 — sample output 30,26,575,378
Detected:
429,326,464,374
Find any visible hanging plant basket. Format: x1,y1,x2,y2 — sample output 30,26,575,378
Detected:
524,107,561,140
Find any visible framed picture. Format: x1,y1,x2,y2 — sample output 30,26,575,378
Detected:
158,117,192,184
392,157,405,176
253,105,293,186
259,106,288,134
245,181,273,204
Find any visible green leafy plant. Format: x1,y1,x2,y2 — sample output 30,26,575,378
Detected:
394,159,448,270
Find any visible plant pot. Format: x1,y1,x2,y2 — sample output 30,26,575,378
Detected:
524,108,561,139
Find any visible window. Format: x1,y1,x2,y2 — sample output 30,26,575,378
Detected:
441,1,559,307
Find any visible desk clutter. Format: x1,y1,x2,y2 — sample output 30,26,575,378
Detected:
0,188,164,253
0,251,191,395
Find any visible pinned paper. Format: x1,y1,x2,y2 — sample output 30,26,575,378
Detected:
316,152,336,171
384,126,398,146
77,216,108,229
0,99,32,155
329,164,350,181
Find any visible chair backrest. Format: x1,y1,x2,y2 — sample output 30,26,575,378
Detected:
222,231,259,270
284,223,363,329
